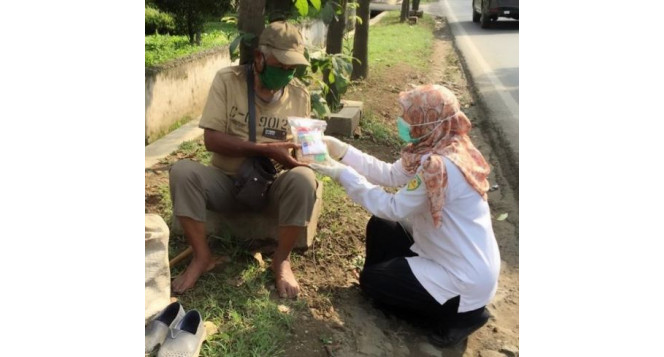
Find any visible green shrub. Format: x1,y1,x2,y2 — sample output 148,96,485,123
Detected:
156,0,232,44
145,27,234,67
145,5,175,35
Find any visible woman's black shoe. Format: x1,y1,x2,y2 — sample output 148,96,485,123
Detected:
427,309,490,348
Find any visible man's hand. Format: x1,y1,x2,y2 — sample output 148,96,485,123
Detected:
323,136,349,161
263,142,306,169
310,158,348,181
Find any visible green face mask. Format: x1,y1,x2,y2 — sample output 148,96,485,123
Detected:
397,117,417,143
259,63,296,90
396,116,448,143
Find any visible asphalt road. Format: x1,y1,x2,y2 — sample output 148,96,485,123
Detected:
370,0,519,177
424,0,519,167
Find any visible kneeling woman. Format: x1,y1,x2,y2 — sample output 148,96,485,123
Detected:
311,84,500,347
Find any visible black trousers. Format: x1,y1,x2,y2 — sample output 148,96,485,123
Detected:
359,216,485,330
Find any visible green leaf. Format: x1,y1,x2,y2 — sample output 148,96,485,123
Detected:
294,0,309,16
328,71,335,84
311,92,330,119
496,213,508,221
335,75,349,94
321,2,335,24
343,58,354,74
331,56,339,71
229,34,242,58
334,1,344,15
315,78,330,95
309,0,322,11
294,63,308,78
354,15,363,25
221,16,237,24
316,58,331,71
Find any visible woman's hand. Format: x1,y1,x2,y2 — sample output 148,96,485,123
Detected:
323,136,349,161
310,157,348,181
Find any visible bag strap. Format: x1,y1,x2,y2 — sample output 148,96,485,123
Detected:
246,63,257,143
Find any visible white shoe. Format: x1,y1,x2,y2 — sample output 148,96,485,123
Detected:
157,309,206,357
145,302,186,353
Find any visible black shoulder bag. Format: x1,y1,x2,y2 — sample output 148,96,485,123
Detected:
233,64,278,210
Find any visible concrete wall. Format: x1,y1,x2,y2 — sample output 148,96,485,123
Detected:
144,20,329,144
145,48,233,144
299,19,328,50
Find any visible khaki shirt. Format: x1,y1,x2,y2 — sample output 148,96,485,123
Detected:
199,65,311,175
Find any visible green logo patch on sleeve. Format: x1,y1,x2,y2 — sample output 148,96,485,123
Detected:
407,175,422,191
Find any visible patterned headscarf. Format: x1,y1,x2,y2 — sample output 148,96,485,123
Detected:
399,84,490,228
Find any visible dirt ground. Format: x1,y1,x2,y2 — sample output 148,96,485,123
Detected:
145,18,518,357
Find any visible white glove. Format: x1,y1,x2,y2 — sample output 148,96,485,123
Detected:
310,158,347,181
322,136,349,161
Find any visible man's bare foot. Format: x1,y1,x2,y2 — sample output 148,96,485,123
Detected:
171,254,218,294
271,259,300,299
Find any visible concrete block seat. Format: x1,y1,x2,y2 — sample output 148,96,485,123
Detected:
325,100,363,137
171,179,324,250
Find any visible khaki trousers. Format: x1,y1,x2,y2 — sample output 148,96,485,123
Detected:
169,159,318,227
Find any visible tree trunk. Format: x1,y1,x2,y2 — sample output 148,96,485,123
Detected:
345,0,356,33
400,0,410,22
187,5,197,45
324,0,347,112
325,2,346,55
188,24,196,45
351,0,370,80
412,0,421,11
187,9,195,44
238,0,266,65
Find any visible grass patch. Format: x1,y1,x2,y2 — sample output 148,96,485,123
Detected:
165,221,303,356
359,109,402,149
152,142,370,356
443,49,474,106
313,172,368,260
175,250,296,356
150,140,210,231
178,139,212,165
202,21,235,32
154,138,211,170
369,11,435,75
145,21,237,67
318,174,357,221
157,184,173,227
168,115,193,133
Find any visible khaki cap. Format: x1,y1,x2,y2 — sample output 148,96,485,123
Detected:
259,21,310,66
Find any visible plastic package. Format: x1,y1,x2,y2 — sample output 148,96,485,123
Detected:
288,117,331,165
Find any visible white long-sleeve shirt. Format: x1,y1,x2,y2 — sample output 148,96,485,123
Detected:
339,146,501,312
